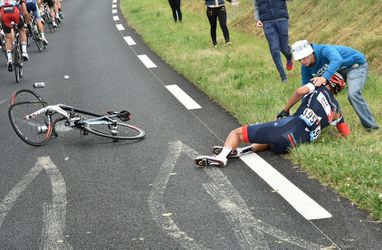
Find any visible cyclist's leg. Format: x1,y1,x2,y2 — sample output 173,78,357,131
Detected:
33,3,48,44
1,8,15,71
48,0,57,27
16,14,29,61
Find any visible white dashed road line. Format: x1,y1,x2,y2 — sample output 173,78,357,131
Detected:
116,24,125,31
165,85,202,110
112,9,117,14
124,36,136,46
137,54,157,68
113,16,119,21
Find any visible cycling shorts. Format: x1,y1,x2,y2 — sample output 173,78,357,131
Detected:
0,6,24,34
43,0,55,8
26,2,41,20
242,116,310,154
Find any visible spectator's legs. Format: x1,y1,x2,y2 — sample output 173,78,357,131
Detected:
217,6,230,43
263,22,287,81
168,0,177,22
346,63,379,129
174,0,182,22
277,19,292,61
206,7,218,45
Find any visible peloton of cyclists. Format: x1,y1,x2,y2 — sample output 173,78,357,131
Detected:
0,0,30,71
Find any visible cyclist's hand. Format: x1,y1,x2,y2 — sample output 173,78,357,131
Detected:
276,110,290,120
311,76,326,86
256,20,263,28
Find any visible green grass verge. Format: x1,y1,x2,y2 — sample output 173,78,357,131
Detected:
120,0,382,221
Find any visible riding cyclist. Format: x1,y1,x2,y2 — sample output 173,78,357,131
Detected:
42,0,57,28
0,0,30,72
26,0,48,45
195,73,350,167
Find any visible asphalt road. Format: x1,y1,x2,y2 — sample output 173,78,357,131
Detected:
0,0,381,249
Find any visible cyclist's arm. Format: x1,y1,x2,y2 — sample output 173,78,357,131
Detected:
336,122,351,137
282,83,314,113
330,114,351,137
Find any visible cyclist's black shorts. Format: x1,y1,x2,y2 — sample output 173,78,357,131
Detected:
43,0,55,8
242,116,310,154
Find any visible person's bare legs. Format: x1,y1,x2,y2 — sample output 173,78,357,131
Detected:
219,127,269,159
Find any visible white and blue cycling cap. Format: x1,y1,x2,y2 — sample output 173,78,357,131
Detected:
291,40,314,61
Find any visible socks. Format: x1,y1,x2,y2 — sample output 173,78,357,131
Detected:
6,50,12,62
21,42,27,53
218,146,232,159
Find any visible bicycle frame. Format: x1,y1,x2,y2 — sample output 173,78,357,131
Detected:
26,104,121,132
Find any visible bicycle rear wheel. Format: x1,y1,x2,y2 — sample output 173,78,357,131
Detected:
9,101,52,146
13,40,22,83
33,28,43,52
83,118,145,140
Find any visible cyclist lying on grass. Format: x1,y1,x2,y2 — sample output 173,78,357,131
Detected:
194,72,351,167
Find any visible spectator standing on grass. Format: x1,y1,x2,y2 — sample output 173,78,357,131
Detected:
291,40,379,131
168,0,182,22
254,0,293,82
204,0,238,47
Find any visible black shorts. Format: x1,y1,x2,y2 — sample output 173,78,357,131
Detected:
43,0,55,8
242,116,310,154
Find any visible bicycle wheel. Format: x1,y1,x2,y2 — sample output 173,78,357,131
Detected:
33,28,43,52
83,117,145,140
8,97,52,146
10,89,46,106
13,43,21,83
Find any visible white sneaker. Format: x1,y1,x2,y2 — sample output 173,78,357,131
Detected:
53,22,57,28
22,52,29,61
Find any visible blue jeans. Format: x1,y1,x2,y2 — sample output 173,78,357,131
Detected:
344,62,379,129
263,19,292,81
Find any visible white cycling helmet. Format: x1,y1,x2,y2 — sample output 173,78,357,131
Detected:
291,40,314,61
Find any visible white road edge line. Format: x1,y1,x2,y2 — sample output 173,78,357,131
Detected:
124,36,136,46
165,85,202,110
112,4,117,8
112,0,117,3
113,16,119,21
240,154,332,220
137,54,157,68
112,9,117,14
116,24,125,31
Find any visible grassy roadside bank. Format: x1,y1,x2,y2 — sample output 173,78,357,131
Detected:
120,0,382,220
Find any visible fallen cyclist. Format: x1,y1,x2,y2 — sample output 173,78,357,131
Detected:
194,72,351,167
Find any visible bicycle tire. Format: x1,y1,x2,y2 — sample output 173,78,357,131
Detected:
33,29,43,52
84,121,145,140
13,38,22,83
73,110,145,140
8,100,52,146
10,89,46,106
